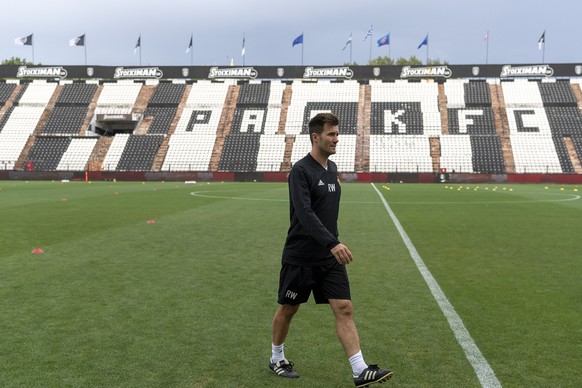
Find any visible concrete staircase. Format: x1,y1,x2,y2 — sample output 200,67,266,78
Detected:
570,82,582,109
490,83,515,173
563,136,582,174
566,83,582,174
132,85,155,135
437,82,449,135
429,137,441,173
279,83,294,173
354,83,371,173
87,136,114,171
209,84,239,171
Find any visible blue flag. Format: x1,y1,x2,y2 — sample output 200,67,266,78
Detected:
417,34,428,49
377,33,390,47
292,34,303,47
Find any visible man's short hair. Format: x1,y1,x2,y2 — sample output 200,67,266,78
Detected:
308,113,339,144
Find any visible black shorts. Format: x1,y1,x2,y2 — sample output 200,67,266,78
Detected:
277,261,351,305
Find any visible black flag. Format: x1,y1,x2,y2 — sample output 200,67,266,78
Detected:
69,34,85,47
15,34,33,46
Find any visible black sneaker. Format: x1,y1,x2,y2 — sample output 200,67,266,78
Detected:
353,364,394,387
269,358,299,378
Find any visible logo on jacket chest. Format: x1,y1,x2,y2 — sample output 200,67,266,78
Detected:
318,179,336,192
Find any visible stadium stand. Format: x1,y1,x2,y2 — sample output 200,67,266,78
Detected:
220,80,287,171
1,72,581,178
57,82,98,105
368,80,439,172
161,80,231,171
501,79,582,173
0,80,54,169
442,79,505,173
115,134,164,171
285,80,359,135
56,138,98,171
0,82,17,106
25,135,97,171
140,81,185,135
41,106,88,135
25,136,71,171
102,134,129,171
95,81,142,115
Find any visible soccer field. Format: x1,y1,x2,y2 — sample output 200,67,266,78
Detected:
0,181,581,387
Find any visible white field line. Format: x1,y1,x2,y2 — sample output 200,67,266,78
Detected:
371,183,502,388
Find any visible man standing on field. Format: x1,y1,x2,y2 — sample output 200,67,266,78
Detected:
268,113,394,387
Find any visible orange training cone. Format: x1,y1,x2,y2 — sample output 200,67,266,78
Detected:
32,248,44,254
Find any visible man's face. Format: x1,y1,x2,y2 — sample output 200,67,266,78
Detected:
313,122,339,157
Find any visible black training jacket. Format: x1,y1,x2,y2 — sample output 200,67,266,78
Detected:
282,153,341,266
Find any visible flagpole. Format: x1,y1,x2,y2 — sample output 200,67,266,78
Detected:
369,25,373,63
426,44,429,64
426,33,429,64
350,37,352,64
84,34,87,66
140,35,142,66
542,30,546,63
242,33,245,66
485,31,489,65
32,34,35,64
301,32,304,66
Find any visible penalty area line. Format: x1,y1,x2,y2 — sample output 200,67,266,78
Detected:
371,183,501,388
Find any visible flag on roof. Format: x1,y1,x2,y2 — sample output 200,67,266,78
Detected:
362,26,373,42
342,34,352,50
417,34,428,49
134,35,141,54
69,34,85,47
15,34,33,46
377,33,390,47
538,31,545,50
186,34,193,53
292,33,303,47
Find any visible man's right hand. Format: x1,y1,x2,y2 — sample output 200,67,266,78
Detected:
331,243,353,265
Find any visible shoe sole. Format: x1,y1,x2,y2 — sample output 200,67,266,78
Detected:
355,370,394,387
269,366,300,379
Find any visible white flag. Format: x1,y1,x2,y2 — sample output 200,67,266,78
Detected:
15,34,33,46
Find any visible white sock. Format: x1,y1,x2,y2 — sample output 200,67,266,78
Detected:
349,350,368,377
271,343,285,363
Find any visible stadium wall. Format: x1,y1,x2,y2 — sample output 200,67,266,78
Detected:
2,171,582,184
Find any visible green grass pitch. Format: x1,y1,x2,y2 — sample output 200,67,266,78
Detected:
0,181,581,387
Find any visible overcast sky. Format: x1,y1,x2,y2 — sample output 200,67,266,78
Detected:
1,0,580,67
